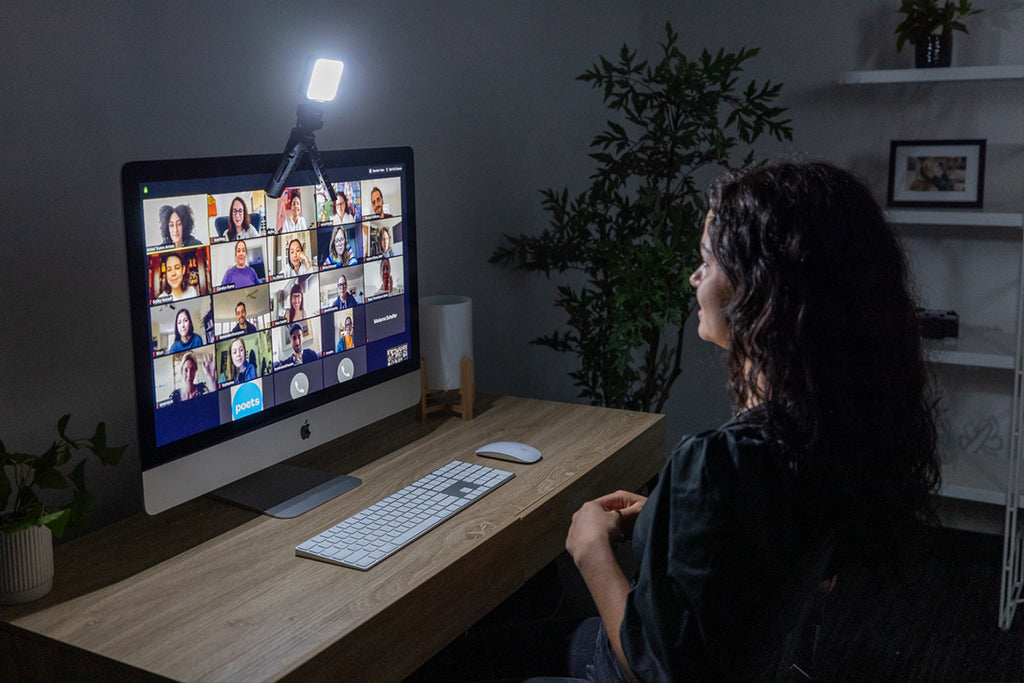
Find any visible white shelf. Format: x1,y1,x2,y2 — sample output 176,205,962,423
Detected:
841,64,1024,84
888,209,1024,229
924,326,1017,369
941,448,1009,505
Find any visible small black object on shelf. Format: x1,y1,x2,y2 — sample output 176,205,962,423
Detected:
915,34,952,68
917,308,959,339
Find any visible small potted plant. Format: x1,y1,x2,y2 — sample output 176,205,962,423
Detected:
1,415,125,604
895,0,983,68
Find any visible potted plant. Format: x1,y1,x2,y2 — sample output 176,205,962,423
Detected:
895,0,983,68
491,23,791,413
1,415,125,604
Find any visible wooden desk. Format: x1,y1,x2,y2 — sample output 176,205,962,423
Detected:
0,396,664,682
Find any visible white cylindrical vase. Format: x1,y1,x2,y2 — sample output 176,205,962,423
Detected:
420,295,473,391
0,525,54,604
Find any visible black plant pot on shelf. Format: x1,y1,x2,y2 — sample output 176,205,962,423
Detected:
915,33,952,67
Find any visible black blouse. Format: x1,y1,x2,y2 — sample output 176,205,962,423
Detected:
619,416,826,681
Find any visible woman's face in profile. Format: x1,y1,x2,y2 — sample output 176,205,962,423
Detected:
176,311,192,338
689,214,732,349
166,255,184,291
231,200,245,228
231,340,246,368
168,212,184,247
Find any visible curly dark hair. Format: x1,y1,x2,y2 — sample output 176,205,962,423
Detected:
159,204,196,244
706,160,940,566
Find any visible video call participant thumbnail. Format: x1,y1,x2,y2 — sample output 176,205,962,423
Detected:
271,276,319,326
364,178,402,219
211,284,270,338
320,224,359,267
168,308,204,353
270,231,317,279
216,332,271,387
222,196,261,241
363,295,404,344
276,188,308,234
150,249,210,302
365,255,404,301
158,203,205,249
325,182,360,225
169,350,216,403
143,193,208,251
150,299,212,357
275,322,321,367
318,266,363,311
368,220,402,259
335,311,356,352
217,239,264,290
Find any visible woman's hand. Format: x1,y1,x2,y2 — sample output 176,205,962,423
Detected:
565,491,645,683
565,490,647,564
594,490,647,540
203,355,216,382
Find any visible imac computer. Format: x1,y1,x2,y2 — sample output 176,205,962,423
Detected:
121,147,419,516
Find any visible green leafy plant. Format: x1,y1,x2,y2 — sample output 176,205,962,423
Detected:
491,22,792,412
895,0,983,51
1,415,126,537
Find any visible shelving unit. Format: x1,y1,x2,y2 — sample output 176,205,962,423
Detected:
846,67,1024,630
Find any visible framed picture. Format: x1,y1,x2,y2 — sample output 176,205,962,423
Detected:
887,139,985,208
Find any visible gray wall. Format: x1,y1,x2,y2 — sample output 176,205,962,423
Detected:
1,1,1020,532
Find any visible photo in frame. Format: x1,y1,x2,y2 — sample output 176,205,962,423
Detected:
887,139,985,208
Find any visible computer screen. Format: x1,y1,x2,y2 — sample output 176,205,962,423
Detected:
122,147,419,515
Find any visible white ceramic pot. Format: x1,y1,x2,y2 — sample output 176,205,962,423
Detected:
0,525,54,604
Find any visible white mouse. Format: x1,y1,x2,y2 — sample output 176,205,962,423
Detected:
475,441,542,464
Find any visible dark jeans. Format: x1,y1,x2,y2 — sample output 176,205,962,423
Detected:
526,616,630,683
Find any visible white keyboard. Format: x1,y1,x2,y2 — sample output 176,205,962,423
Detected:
296,460,515,570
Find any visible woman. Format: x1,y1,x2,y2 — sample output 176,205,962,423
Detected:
331,190,356,225
372,257,398,298
170,351,209,402
168,309,203,353
280,191,305,233
221,240,260,288
159,204,203,248
376,226,395,258
325,226,357,267
336,315,355,352
221,337,257,385
283,238,312,277
162,253,197,301
563,161,940,681
226,196,260,240
285,283,307,324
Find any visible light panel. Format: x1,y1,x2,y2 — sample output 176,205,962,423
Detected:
306,59,344,102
